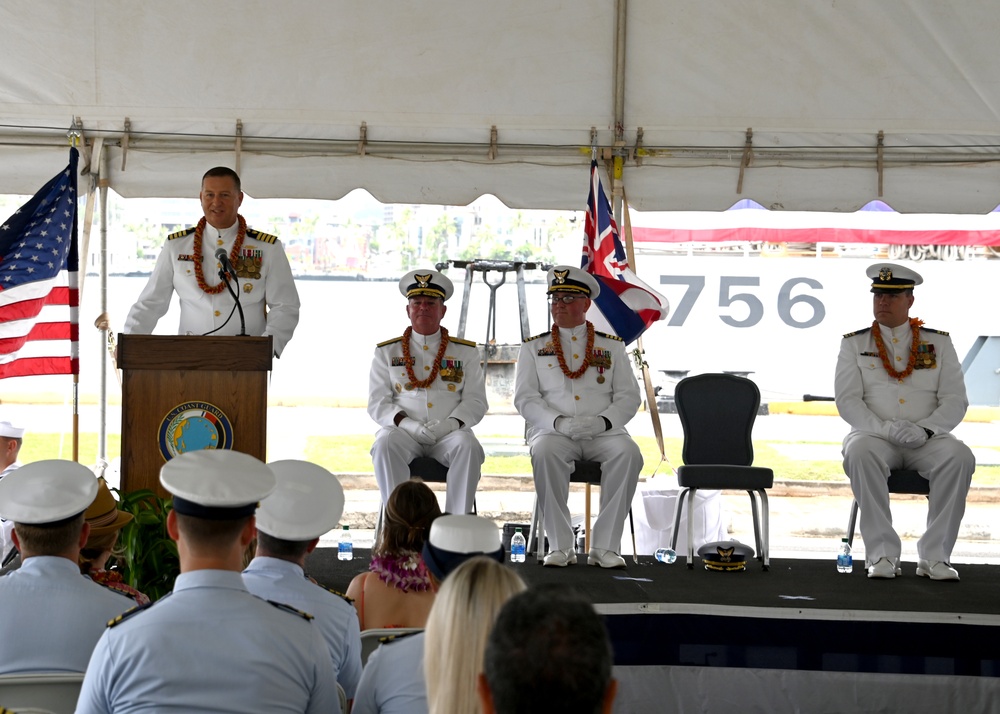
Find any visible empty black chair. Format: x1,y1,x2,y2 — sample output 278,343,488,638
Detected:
670,373,773,570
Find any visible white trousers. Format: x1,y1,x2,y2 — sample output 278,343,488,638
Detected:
529,433,643,552
371,427,484,515
842,432,975,564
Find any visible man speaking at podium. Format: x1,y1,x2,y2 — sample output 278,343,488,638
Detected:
123,167,300,357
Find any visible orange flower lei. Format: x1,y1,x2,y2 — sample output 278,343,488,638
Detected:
872,317,924,380
193,214,247,295
550,321,595,379
402,326,449,389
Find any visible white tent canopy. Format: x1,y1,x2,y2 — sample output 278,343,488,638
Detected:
4,0,1000,212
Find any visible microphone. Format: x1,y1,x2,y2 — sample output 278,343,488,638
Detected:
215,247,239,281
213,247,246,336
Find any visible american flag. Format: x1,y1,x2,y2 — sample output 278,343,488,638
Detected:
581,160,668,345
0,148,80,379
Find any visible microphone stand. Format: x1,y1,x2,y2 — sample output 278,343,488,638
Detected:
219,266,247,336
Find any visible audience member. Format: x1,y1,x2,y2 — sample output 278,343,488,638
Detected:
352,514,504,714
0,419,25,565
243,459,363,703
346,480,441,630
424,557,526,714
479,586,617,714
79,478,150,606
76,450,341,713
0,460,131,674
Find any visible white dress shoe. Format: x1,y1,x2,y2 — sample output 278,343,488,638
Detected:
866,557,898,579
916,559,960,581
542,548,577,567
587,548,626,569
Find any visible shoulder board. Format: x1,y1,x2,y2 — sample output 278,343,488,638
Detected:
167,226,196,240
921,327,950,336
247,228,279,244
268,599,314,621
449,337,477,348
523,331,551,342
380,630,422,646
377,336,403,348
321,584,354,605
594,330,623,342
842,327,872,338
107,601,154,628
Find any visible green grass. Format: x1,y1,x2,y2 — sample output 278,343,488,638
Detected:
21,432,1000,486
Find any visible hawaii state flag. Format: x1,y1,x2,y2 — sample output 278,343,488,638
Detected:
581,160,668,345
0,148,80,379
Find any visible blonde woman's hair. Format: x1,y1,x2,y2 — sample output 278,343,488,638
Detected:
424,557,527,714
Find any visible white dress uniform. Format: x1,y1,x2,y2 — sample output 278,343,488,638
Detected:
352,631,426,714
76,570,342,714
0,461,19,563
835,323,975,565
123,220,300,356
243,556,363,699
0,556,132,674
514,323,643,552
368,330,487,514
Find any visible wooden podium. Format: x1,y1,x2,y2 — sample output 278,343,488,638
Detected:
118,334,273,496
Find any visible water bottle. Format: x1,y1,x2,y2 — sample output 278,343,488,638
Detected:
837,538,853,573
510,528,526,563
654,547,677,564
338,525,353,561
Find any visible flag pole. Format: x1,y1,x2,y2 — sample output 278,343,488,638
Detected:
585,132,598,553
68,128,83,463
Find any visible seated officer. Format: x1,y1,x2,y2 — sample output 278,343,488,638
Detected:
835,263,975,581
77,450,341,714
0,460,131,674
368,269,488,515
243,460,363,704
514,266,643,569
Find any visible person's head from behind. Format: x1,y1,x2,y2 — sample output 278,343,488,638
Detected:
479,586,617,714
0,420,24,470
255,460,345,563
79,477,133,573
424,557,526,714
160,450,276,568
421,514,505,590
375,479,441,558
0,460,97,560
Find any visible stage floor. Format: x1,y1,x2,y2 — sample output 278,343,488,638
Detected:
309,548,1000,624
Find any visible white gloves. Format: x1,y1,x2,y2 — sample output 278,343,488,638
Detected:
399,417,436,445
888,420,928,449
554,416,607,441
426,418,459,441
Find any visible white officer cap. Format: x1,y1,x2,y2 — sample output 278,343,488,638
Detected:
547,265,601,299
867,263,923,293
0,421,25,439
421,514,504,581
256,460,345,541
399,269,454,301
0,460,98,524
160,450,275,520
